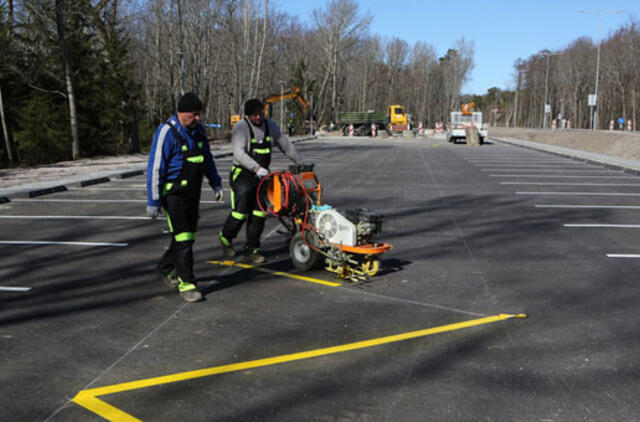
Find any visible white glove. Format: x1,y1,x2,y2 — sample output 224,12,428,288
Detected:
146,205,160,220
215,187,224,202
256,167,269,178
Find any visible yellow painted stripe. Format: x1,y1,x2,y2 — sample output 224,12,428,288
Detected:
207,259,342,287
73,392,141,422
72,313,526,421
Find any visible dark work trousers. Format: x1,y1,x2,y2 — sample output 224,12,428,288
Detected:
157,192,200,282
220,168,266,252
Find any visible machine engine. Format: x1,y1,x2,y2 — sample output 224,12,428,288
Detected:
346,208,383,244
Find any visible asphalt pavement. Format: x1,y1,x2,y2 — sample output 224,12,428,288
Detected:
1,136,639,421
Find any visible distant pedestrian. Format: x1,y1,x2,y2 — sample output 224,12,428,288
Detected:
146,92,223,302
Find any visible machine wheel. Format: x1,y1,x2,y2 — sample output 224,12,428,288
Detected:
289,232,322,271
361,257,381,276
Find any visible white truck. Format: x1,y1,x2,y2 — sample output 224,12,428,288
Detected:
447,111,488,145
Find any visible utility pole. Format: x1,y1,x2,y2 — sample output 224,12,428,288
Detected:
578,9,625,130
513,70,520,128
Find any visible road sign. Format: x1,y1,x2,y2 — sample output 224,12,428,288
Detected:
618,117,625,124
588,94,597,106
544,104,551,113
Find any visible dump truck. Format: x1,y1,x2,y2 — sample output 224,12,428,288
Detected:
337,104,409,136
447,102,488,145
337,111,387,136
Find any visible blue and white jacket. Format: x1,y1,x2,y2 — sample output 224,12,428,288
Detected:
146,115,222,208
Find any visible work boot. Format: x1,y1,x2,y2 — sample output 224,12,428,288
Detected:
178,280,204,303
158,270,179,289
219,232,236,258
243,248,266,265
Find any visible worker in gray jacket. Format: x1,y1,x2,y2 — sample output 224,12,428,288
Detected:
219,98,300,264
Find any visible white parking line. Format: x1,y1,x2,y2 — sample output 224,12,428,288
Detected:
0,286,31,292
67,187,146,191
492,175,635,179
466,159,570,162
0,240,128,247
564,224,640,228
503,182,640,186
68,187,231,192
606,254,640,258
535,204,640,209
482,169,614,173
469,162,572,165
10,199,223,204
459,156,557,160
0,215,166,220
472,161,590,165
475,165,591,168
465,158,568,161
517,191,640,197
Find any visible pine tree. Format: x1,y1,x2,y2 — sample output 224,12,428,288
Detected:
12,0,141,164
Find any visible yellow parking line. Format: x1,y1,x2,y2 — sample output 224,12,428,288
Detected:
72,313,527,421
207,259,342,287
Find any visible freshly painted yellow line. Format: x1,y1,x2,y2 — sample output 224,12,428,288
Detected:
207,259,342,287
72,313,526,421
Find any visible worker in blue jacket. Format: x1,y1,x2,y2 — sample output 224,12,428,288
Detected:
146,92,223,302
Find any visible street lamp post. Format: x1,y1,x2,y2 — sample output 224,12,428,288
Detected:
279,81,284,130
542,52,562,129
578,9,625,131
310,93,314,135
513,69,521,128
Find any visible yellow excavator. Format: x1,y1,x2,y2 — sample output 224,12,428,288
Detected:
264,87,309,118
229,87,310,128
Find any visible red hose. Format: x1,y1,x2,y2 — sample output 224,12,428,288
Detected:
256,170,320,251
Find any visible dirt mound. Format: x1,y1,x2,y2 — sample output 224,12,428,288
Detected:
490,127,640,161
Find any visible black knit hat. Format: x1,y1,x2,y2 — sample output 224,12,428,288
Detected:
178,92,203,112
244,98,264,116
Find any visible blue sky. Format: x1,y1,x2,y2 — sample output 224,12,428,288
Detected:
274,0,639,95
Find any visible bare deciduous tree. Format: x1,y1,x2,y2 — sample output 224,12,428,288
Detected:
54,0,79,159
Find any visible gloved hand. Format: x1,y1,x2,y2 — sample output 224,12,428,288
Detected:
256,167,269,178
215,187,224,202
146,205,160,220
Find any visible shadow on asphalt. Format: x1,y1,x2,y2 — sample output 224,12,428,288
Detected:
0,190,633,342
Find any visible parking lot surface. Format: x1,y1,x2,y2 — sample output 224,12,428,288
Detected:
1,136,638,421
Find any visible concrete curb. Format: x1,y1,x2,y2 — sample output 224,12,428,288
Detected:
0,165,149,199
491,136,640,176
0,135,318,201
